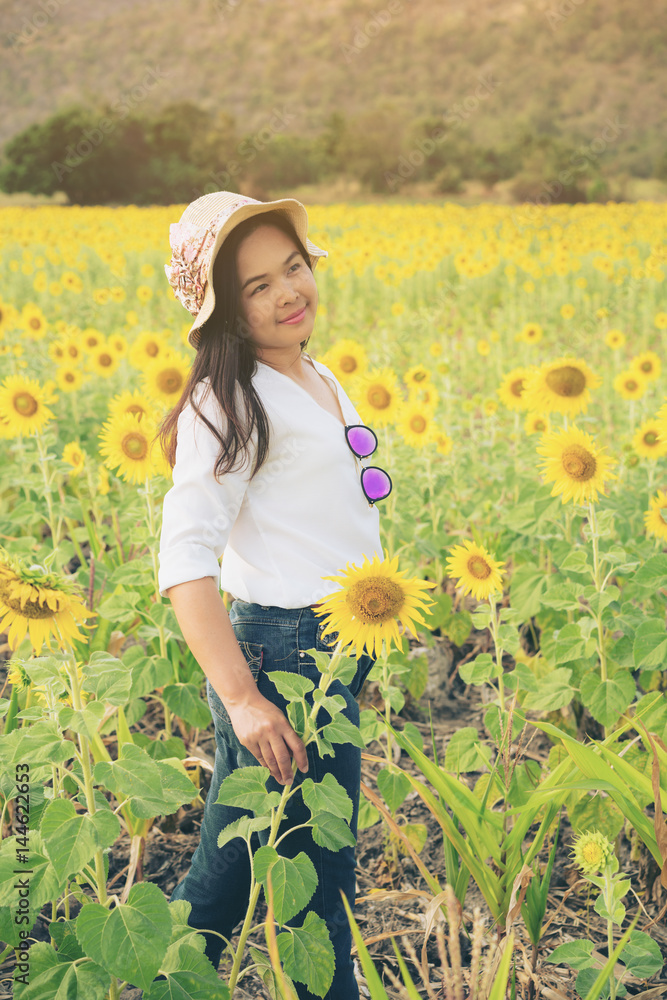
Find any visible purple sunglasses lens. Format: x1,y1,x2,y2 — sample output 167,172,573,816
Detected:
346,425,377,458
361,467,392,501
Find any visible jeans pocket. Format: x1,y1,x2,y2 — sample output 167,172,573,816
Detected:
206,640,264,726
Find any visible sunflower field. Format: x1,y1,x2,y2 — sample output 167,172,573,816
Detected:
1,200,667,999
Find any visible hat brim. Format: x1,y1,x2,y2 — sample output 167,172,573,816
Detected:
184,198,328,350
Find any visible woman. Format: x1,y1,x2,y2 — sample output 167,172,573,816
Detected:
155,191,391,999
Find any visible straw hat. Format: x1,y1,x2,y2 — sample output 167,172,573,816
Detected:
164,190,328,350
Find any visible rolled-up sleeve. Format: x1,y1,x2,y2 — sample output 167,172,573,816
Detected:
157,383,254,598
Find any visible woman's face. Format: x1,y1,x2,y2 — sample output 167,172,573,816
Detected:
235,224,318,356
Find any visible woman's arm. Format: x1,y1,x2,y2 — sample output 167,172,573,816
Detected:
164,576,308,785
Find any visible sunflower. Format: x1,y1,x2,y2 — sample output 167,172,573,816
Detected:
536,425,617,505
397,403,437,449
136,284,153,304
644,489,667,540
314,550,436,659
0,298,19,336
55,365,85,393
108,332,129,356
62,336,84,365
0,375,55,437
408,382,439,413
97,463,111,496
128,330,170,368
99,411,162,484
570,831,615,876
0,548,94,653
518,322,543,344
605,329,625,350
142,352,190,405
524,412,551,436
523,357,601,417
445,539,505,602
21,304,48,340
81,327,104,351
477,339,490,356
655,311,667,330
497,366,534,412
429,342,443,357
87,343,120,378
320,339,368,382
350,367,404,427
613,369,647,400
435,431,453,456
62,441,85,475
631,351,661,382
61,271,83,294
403,363,431,389
560,304,575,319
107,389,155,423
632,419,667,460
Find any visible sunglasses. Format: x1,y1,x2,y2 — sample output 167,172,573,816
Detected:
344,424,392,506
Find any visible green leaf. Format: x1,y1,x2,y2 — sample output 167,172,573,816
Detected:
470,605,493,630
12,941,110,1000
265,671,315,701
108,557,155,587
541,582,582,611
217,815,271,850
94,745,197,818
620,929,664,978
522,669,574,713
40,799,98,883
443,609,472,646
96,591,142,624
459,653,495,685
321,713,366,748
445,727,491,773
253,847,318,924
162,683,211,728
81,651,132,705
560,549,591,573
402,722,424,752
634,554,667,589
509,563,548,619
633,620,667,670
277,910,335,997
215,766,282,814
554,623,587,664
568,794,624,839
58,701,106,739
0,832,61,913
406,653,429,699
301,773,353,821
75,882,171,990
377,767,411,812
579,672,635,727
359,709,385,744
547,939,595,970
357,798,380,830
309,811,356,850
497,624,520,656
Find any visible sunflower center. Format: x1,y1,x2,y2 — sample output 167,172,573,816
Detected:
65,373,75,383
561,444,597,481
68,346,79,357
510,378,525,397
581,842,603,866
467,555,491,580
146,342,159,356
157,368,183,394
644,431,659,446
409,415,427,433
0,581,60,619
14,392,38,416
127,404,145,416
99,353,113,367
625,379,638,391
367,385,391,409
340,355,357,373
413,371,427,382
121,432,148,460
534,418,546,432
545,366,586,398
640,361,653,373
346,577,405,623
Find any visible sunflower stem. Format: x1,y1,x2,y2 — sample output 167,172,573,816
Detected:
35,431,60,552
488,595,506,713
587,502,608,686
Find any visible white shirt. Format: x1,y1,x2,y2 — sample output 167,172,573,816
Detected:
157,353,384,608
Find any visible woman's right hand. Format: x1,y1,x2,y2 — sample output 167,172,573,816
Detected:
226,694,309,785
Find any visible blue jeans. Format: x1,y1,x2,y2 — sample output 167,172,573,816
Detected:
169,600,376,1000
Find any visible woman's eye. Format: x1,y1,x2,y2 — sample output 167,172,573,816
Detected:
250,262,301,295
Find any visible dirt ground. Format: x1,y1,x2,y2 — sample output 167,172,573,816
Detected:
1,633,667,999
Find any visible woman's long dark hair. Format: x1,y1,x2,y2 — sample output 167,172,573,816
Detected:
157,210,314,482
